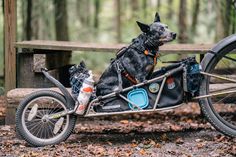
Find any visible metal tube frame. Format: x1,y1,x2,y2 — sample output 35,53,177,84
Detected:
47,65,236,118
193,71,236,99
83,69,236,117
83,66,183,117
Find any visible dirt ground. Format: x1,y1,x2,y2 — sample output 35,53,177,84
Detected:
0,102,235,157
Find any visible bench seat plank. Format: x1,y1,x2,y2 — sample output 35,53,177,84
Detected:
7,88,72,105
15,40,214,54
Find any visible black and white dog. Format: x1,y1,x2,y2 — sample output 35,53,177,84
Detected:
96,13,176,96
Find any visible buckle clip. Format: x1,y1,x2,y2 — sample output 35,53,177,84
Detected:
116,61,124,72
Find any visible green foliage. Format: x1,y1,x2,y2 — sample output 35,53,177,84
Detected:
71,51,115,74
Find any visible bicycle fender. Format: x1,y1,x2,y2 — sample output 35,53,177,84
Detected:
201,34,236,71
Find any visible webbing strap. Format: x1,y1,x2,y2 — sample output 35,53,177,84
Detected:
116,61,123,90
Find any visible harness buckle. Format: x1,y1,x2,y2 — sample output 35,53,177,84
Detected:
116,60,124,72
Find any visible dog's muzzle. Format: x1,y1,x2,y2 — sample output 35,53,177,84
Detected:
159,32,177,42
171,32,177,40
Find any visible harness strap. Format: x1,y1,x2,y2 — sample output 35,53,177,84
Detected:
116,60,138,86
116,61,124,90
115,49,159,86
122,71,138,84
144,49,159,66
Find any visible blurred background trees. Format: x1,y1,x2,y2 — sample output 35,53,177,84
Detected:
0,0,236,87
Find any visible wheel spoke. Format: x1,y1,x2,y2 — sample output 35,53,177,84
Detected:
26,121,40,130
30,123,42,135
214,93,234,105
223,55,236,63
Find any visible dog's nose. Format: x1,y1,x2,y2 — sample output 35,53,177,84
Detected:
172,33,177,39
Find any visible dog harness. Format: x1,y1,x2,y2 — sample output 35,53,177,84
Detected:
144,49,159,66
115,49,159,89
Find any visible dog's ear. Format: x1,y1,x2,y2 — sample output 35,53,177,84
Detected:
80,60,86,68
136,21,150,33
154,12,161,22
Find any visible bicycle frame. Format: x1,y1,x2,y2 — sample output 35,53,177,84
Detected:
42,61,236,119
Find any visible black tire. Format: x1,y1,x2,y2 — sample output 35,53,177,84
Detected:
16,90,77,146
199,43,236,137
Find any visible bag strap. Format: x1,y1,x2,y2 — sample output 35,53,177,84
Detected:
116,61,124,90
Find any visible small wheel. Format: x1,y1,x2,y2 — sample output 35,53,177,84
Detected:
199,42,236,137
16,90,77,146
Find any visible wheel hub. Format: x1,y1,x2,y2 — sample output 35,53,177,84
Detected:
41,115,49,123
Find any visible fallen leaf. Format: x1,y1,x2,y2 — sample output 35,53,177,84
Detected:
107,141,113,146
125,150,133,156
139,149,146,155
170,124,182,131
195,139,203,142
161,133,168,141
197,142,205,149
214,135,226,142
155,143,162,148
231,145,236,155
186,119,193,123
30,151,39,157
120,120,129,124
96,146,105,155
190,123,198,128
175,138,184,144
19,144,25,148
131,143,138,148
150,140,156,146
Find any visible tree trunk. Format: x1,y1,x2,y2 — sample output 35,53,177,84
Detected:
178,0,188,43
21,0,41,40
76,0,90,26
85,1,91,27
191,0,200,36
131,0,139,18
142,0,147,18
116,0,121,42
156,0,161,11
232,3,236,34
215,0,231,41
2,0,4,14
94,0,100,29
54,0,69,41
31,1,40,39
25,0,32,40
52,0,71,67
167,0,173,19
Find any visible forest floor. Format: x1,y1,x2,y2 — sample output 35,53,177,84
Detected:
0,101,235,157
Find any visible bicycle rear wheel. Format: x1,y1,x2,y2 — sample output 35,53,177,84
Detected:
199,42,236,137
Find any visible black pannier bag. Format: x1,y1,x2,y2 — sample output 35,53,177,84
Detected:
147,66,184,108
94,63,184,113
93,97,130,112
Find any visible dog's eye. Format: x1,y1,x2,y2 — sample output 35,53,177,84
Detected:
160,27,165,32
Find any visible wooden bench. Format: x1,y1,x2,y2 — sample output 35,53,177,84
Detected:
5,40,213,124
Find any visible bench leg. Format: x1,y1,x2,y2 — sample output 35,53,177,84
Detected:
5,106,16,125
